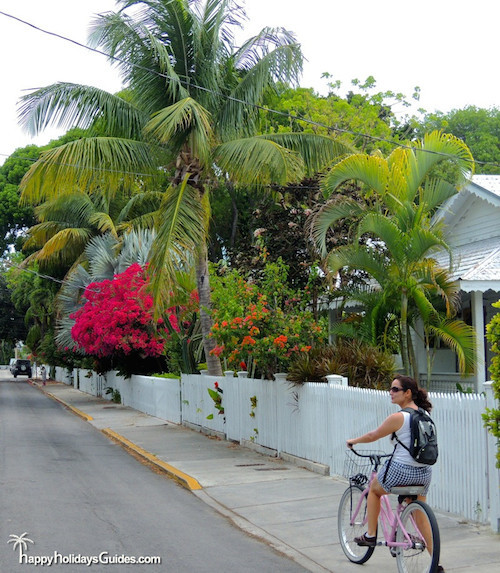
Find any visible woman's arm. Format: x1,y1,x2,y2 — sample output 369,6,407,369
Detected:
347,412,404,448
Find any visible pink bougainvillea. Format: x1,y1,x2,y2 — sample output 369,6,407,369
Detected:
70,263,177,359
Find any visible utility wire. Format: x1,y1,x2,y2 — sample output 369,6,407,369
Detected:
3,259,115,296
3,14,495,328
0,9,495,170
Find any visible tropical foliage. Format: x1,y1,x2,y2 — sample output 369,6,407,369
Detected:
55,229,157,350
5,255,59,358
5,3,496,387
287,339,395,388
17,0,350,376
419,106,500,174
484,300,500,466
209,259,327,379
312,131,477,381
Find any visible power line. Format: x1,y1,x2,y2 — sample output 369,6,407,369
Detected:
3,259,112,296
1,9,496,170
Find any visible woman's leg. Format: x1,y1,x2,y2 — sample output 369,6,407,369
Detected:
366,477,387,537
414,494,434,555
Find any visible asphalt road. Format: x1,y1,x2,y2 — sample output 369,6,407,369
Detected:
0,373,306,572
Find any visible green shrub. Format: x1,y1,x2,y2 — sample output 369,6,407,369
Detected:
484,300,500,467
288,339,395,389
209,260,327,379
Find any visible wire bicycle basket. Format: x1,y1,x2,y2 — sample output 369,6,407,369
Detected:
343,449,386,486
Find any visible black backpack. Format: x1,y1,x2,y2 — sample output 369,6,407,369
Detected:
393,407,438,465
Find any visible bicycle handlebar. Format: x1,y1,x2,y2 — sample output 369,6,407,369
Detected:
348,446,392,459
348,447,393,471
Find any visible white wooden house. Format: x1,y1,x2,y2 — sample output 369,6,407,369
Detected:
425,174,500,391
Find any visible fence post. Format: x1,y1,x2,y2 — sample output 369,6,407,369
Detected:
326,374,348,387
484,380,500,533
236,371,248,443
274,373,288,456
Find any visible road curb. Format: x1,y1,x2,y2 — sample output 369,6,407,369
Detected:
33,382,94,422
31,382,201,492
102,428,203,491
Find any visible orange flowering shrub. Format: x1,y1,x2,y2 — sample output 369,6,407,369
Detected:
209,260,327,379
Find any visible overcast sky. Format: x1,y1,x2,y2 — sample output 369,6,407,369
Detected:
1,0,500,165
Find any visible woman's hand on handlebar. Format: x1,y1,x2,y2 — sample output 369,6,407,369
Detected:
346,439,355,449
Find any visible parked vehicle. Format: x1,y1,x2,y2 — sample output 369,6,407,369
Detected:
10,359,32,378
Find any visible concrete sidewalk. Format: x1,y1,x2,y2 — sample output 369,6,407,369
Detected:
33,381,499,572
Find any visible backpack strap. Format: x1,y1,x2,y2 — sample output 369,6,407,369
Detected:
382,444,397,485
390,407,415,453
383,408,413,484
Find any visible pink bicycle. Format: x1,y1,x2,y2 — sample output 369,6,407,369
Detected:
338,448,440,572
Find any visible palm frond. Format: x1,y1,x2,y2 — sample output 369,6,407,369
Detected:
35,228,92,261
321,154,390,198
43,228,93,256
426,319,476,374
144,98,213,163
419,177,459,213
411,287,439,323
18,82,147,139
310,198,365,256
115,190,163,223
325,245,387,280
431,266,461,313
116,212,158,234
356,213,405,260
213,136,304,186
34,192,96,222
148,176,207,313
407,131,474,191
83,233,120,281
116,228,155,271
19,137,158,204
406,227,449,263
87,212,118,236
219,33,303,138
23,221,69,250
261,133,353,176
89,8,190,111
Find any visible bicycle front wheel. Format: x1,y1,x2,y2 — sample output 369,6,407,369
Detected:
395,500,440,573
338,485,375,564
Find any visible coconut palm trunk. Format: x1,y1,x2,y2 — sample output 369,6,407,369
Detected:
195,242,223,375
400,288,410,374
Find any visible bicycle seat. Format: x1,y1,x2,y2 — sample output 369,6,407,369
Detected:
390,485,425,496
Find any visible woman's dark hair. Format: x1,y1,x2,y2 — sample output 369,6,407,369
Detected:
393,375,433,412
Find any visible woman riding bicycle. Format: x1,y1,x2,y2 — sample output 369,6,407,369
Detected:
346,375,443,571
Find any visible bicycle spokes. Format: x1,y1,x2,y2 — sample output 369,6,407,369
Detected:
395,501,440,573
338,485,375,564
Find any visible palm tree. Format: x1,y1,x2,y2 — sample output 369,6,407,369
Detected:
18,0,350,375
312,131,476,380
22,188,161,270
8,532,34,561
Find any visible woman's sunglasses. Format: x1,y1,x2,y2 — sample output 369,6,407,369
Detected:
389,386,404,393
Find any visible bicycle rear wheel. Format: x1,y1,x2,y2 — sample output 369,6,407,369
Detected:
395,500,440,573
338,485,375,564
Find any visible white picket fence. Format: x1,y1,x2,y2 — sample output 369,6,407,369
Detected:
60,368,499,532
